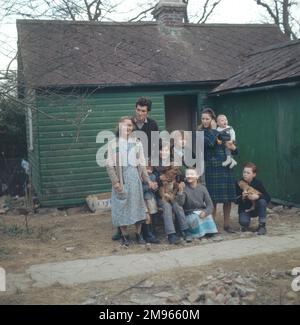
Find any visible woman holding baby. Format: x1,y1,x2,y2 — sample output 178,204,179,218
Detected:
198,108,237,233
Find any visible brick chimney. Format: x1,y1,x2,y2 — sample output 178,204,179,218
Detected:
152,0,188,26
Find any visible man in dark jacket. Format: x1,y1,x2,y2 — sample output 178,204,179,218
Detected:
132,98,160,243
132,97,159,159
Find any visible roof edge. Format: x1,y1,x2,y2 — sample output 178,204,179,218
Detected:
16,19,281,29
248,38,300,57
210,78,300,96
16,19,157,26
31,80,224,91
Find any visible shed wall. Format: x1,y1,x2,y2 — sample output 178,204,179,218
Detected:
211,85,300,205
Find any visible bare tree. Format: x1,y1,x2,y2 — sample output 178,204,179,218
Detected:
0,0,122,94
129,5,156,22
2,0,224,23
1,0,122,21
195,0,223,24
128,0,223,24
0,0,223,108
0,0,224,83
255,0,299,39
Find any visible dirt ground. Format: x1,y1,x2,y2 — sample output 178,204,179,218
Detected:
1,249,300,305
0,196,300,304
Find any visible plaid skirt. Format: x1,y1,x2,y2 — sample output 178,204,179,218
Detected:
205,158,236,203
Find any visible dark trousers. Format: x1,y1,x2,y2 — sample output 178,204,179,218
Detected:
157,199,188,235
239,199,267,227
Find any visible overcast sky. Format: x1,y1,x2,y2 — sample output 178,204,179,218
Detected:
105,0,270,22
0,0,299,70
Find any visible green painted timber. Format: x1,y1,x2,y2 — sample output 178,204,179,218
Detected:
30,83,300,206
31,86,213,207
210,85,300,205
25,92,42,199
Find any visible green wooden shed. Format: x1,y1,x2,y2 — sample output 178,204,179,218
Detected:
210,40,300,206
17,1,289,207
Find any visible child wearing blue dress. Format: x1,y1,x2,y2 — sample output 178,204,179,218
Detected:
176,167,218,239
106,117,157,247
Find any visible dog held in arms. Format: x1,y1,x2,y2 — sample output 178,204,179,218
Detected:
159,165,181,203
238,180,262,213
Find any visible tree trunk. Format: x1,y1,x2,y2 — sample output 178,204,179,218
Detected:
282,0,292,39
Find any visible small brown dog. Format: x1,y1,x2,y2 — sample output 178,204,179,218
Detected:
159,165,181,203
238,180,261,212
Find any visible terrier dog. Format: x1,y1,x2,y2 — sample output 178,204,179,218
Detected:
238,180,261,213
159,165,181,203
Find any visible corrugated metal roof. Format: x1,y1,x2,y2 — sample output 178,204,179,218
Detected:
213,39,300,93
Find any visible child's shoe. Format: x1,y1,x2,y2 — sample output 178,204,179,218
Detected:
168,233,181,245
135,233,146,244
142,223,160,244
147,232,160,244
182,229,193,243
120,234,130,247
223,225,236,233
241,226,250,232
256,223,267,235
112,227,122,241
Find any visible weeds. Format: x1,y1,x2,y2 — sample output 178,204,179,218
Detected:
6,225,24,237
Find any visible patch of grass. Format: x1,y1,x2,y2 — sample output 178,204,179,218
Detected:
5,225,24,237
0,247,9,259
36,225,55,242
0,219,6,232
0,218,34,237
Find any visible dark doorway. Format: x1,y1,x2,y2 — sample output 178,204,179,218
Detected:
164,95,198,132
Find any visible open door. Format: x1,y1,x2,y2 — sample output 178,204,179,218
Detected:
164,95,198,132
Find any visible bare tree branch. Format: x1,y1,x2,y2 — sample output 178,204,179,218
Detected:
282,0,295,38
84,0,93,20
256,0,280,24
61,0,77,21
274,0,279,21
5,52,17,79
198,0,222,24
255,0,299,39
128,5,156,22
94,0,103,20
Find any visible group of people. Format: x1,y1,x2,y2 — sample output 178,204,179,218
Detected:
105,98,270,247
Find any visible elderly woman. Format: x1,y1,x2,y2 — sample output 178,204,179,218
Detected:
198,108,237,233
106,116,157,246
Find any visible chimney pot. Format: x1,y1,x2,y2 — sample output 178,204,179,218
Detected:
152,0,187,26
